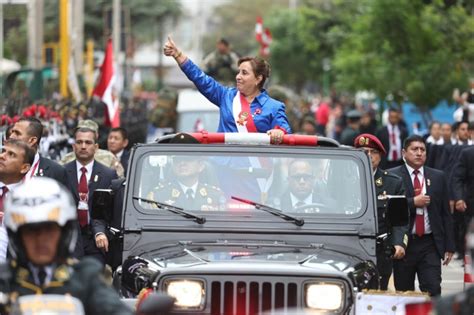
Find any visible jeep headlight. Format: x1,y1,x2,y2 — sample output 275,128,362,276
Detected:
165,279,205,310
305,283,343,311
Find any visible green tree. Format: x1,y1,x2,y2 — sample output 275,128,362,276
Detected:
333,0,474,119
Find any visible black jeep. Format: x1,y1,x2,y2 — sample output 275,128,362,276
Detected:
94,132,408,314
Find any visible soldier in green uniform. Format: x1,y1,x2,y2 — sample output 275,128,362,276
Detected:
0,177,131,315
354,133,409,290
60,120,124,177
202,38,239,86
147,133,225,211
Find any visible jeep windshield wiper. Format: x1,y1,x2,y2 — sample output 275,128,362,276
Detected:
133,196,206,224
232,196,304,226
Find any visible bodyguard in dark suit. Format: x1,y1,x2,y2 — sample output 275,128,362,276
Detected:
9,117,68,187
390,135,455,296
376,108,408,169
107,127,130,175
451,146,474,257
354,133,409,290
65,127,118,264
272,159,336,213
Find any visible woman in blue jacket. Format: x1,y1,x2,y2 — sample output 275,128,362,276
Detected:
164,36,292,144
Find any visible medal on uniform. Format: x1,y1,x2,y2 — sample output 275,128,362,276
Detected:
172,189,180,198
375,177,383,186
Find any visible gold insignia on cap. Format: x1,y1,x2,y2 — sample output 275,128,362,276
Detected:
200,187,207,197
359,137,368,146
54,266,70,282
375,177,383,186
172,189,180,198
403,234,408,246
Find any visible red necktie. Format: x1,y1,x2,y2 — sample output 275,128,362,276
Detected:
391,126,398,161
0,186,9,224
413,169,424,237
77,167,89,228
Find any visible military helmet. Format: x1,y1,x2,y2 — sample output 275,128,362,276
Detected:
4,177,78,263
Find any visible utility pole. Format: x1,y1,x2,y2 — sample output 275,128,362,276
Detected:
59,0,69,98
72,0,84,75
27,0,44,101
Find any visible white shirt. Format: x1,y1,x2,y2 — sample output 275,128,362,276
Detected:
290,193,313,208
0,181,24,262
76,160,94,184
24,152,41,181
178,182,198,198
29,263,55,286
405,164,432,234
426,136,444,145
115,150,124,160
387,124,402,161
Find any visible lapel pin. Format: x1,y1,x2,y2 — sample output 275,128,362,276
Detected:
427,179,431,186
94,175,98,182
39,169,44,176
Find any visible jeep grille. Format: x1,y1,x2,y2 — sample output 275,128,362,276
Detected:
208,276,300,315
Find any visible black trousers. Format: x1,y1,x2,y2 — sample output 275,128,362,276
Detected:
376,245,393,290
81,228,106,265
453,210,472,257
393,234,441,296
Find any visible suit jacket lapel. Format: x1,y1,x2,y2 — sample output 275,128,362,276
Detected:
399,166,415,197
66,162,79,199
38,157,49,177
88,162,101,196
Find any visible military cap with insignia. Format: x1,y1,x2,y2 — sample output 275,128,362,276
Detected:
169,133,200,144
354,133,387,155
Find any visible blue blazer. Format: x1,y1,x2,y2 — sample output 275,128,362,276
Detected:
181,59,292,134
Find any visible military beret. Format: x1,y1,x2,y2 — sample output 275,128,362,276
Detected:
169,133,200,144
354,133,387,155
76,119,99,133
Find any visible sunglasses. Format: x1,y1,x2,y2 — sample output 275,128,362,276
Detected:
289,174,314,181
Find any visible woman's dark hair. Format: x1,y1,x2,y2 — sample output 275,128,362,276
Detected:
238,56,271,90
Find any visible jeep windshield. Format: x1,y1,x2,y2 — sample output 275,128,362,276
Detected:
133,149,365,217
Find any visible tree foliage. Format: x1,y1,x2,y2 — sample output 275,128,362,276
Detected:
333,0,474,110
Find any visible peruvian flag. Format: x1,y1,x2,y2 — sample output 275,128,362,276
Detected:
92,39,120,127
255,16,272,57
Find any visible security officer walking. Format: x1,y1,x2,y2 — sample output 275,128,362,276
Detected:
354,133,409,290
0,177,131,315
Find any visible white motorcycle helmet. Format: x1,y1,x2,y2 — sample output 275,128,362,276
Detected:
3,177,78,263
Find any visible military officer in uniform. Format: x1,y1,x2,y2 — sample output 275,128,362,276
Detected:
354,133,409,290
147,133,225,211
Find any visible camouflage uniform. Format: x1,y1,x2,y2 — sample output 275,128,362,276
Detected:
147,181,225,211
60,149,124,178
202,50,239,86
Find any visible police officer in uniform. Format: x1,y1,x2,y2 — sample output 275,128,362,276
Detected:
148,133,225,211
0,177,131,315
354,133,409,290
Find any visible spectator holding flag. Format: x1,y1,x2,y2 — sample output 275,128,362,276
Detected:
163,36,292,144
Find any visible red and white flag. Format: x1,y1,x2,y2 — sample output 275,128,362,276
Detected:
255,16,272,57
92,39,120,127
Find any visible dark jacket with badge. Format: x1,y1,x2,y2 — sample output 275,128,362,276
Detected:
0,258,131,315
374,168,409,248
147,180,224,211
